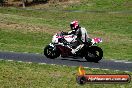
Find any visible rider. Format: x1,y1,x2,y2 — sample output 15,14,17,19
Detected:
63,20,89,54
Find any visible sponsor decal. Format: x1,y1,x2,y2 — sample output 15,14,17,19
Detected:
76,66,131,84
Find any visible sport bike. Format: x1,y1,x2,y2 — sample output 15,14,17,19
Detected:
44,32,103,62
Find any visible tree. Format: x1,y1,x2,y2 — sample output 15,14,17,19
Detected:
0,0,5,6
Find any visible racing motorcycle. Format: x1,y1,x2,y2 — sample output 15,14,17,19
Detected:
44,32,103,62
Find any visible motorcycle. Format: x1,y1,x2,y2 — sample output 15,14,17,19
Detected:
44,32,103,62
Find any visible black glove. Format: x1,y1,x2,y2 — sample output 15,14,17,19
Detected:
61,31,68,35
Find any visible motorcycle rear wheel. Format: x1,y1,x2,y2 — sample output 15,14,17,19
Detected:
85,46,103,62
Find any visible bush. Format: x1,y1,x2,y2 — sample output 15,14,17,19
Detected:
0,0,5,6
0,0,4,3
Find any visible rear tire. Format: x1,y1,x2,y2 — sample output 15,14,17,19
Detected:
85,46,103,62
44,45,60,59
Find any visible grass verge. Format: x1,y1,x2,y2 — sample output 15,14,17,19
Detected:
0,28,52,53
0,7,132,60
0,60,132,88
65,0,132,11
25,0,132,11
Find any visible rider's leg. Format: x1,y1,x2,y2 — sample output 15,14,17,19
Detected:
71,44,84,54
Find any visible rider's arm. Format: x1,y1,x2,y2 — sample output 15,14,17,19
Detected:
62,32,69,35
76,29,83,44
62,30,76,35
68,30,76,35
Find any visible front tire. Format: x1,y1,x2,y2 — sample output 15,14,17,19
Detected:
85,46,103,62
44,45,60,59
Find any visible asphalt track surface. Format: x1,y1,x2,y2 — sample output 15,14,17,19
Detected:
0,51,132,72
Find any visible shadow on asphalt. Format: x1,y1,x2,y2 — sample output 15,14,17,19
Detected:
60,58,99,63
60,58,87,62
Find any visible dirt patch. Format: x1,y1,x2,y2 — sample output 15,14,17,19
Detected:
2,0,80,8
0,22,59,35
1,22,130,44
28,0,80,9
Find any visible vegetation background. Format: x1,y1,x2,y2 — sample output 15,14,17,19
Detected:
0,0,132,87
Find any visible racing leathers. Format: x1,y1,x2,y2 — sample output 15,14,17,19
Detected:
63,27,89,54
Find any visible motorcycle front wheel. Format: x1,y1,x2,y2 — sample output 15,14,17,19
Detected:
44,45,60,59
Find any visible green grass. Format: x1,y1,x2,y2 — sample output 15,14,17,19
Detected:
66,0,132,11
27,0,132,11
0,1,131,87
0,0,132,60
0,60,132,88
0,7,131,60
0,28,52,53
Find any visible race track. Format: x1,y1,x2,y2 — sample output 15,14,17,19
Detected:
0,51,132,72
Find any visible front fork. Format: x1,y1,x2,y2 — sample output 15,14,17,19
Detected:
49,43,54,47
49,43,56,51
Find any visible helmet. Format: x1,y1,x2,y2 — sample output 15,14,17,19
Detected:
70,20,79,30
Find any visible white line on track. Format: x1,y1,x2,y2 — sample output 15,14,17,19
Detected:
114,60,127,63
1,59,131,73
1,51,132,72
124,62,132,64
84,67,89,69
111,59,128,62
102,69,109,71
112,60,132,63
115,70,120,72
26,62,32,64
124,71,131,73
85,67,130,72
39,63,46,65
85,67,100,70
4,51,132,64
62,65,67,66
24,52,29,54
18,61,23,63
92,68,100,70
36,53,40,54
7,60,13,62
51,64,56,66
